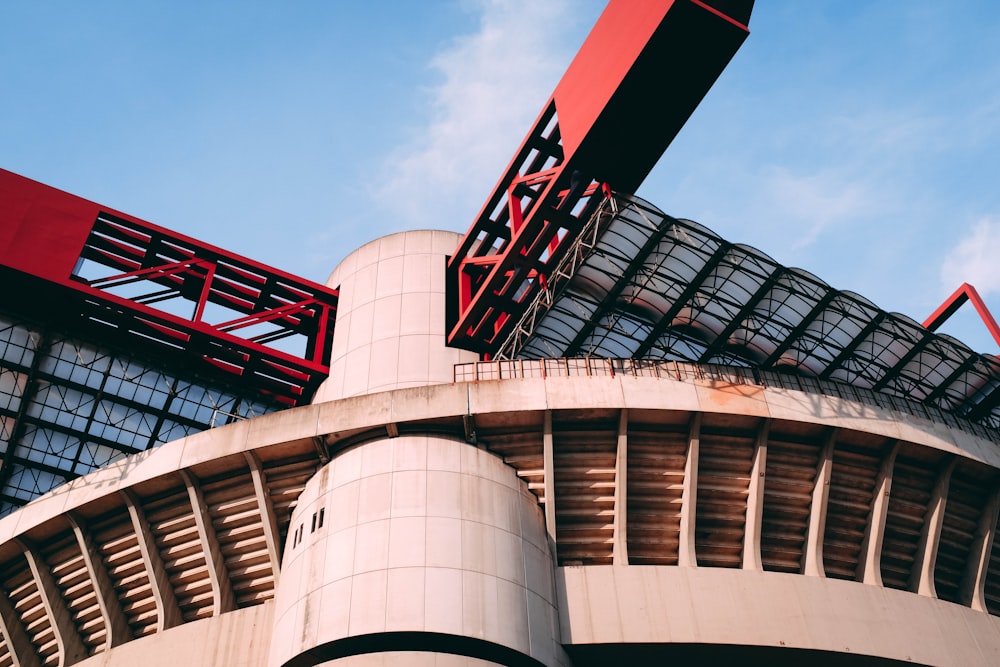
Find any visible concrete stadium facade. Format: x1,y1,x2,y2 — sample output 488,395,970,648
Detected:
3,230,1000,667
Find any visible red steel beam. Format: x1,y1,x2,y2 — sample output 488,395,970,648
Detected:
0,168,338,405
924,282,1000,349
446,0,753,354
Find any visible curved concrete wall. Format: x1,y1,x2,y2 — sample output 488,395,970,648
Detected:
73,605,274,667
557,566,1000,666
268,435,568,667
312,230,478,402
5,372,1000,666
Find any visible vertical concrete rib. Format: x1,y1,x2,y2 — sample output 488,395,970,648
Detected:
858,441,898,585
0,581,41,667
910,457,957,598
803,429,838,577
66,513,131,648
612,409,629,565
959,484,1000,611
742,419,770,571
180,470,236,616
16,538,88,667
678,413,701,567
244,451,284,582
543,410,557,547
121,489,182,631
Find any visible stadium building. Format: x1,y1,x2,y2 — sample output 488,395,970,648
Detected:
3,1,1000,666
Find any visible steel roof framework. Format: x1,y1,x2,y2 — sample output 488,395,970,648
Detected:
0,169,339,515
511,195,1000,428
0,169,339,408
446,0,752,354
0,314,277,515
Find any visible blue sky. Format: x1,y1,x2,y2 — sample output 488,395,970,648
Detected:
4,1,1000,352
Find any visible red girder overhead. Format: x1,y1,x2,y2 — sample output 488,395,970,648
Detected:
0,168,338,406
924,283,1000,349
446,0,753,354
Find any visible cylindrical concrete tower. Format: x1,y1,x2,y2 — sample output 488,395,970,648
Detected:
268,435,568,667
312,230,479,402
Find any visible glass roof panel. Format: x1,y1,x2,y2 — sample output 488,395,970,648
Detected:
511,194,1000,429
0,313,281,515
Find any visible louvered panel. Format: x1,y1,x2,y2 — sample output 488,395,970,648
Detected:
93,508,158,637
265,457,321,549
225,553,274,604
984,509,1000,615
4,557,56,667
203,472,274,607
0,627,13,667
626,428,687,565
487,432,545,504
935,464,992,604
824,445,880,580
695,433,754,567
761,438,821,573
553,427,617,565
881,456,936,591
40,531,106,656
145,488,212,622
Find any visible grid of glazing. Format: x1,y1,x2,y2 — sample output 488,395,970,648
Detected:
516,195,1000,428
0,314,278,516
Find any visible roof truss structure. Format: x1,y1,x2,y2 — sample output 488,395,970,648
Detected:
1,169,338,407
508,194,1000,428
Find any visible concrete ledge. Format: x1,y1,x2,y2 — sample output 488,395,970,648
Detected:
73,603,274,667
556,566,1000,666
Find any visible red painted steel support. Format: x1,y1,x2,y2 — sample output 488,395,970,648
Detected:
924,283,1000,349
0,168,338,405
446,0,753,354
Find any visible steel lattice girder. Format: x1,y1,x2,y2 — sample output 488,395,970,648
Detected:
0,168,338,406
446,0,753,354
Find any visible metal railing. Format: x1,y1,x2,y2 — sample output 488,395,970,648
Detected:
454,358,1000,445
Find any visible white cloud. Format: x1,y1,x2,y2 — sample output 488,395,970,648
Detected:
763,166,877,251
941,218,1000,296
373,0,596,230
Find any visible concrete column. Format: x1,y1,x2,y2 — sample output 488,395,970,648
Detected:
0,569,42,667
121,489,182,631
803,429,837,577
612,409,629,566
543,410,557,547
910,457,957,598
742,419,770,571
858,441,899,586
181,470,236,616
678,413,701,568
244,451,284,584
16,538,88,666
67,512,132,648
959,484,1000,611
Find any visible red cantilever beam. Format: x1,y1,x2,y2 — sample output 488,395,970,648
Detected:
924,282,1000,349
446,0,754,354
0,168,339,405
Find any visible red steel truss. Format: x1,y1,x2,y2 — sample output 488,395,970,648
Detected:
446,0,753,354
0,168,338,406
924,282,1000,349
